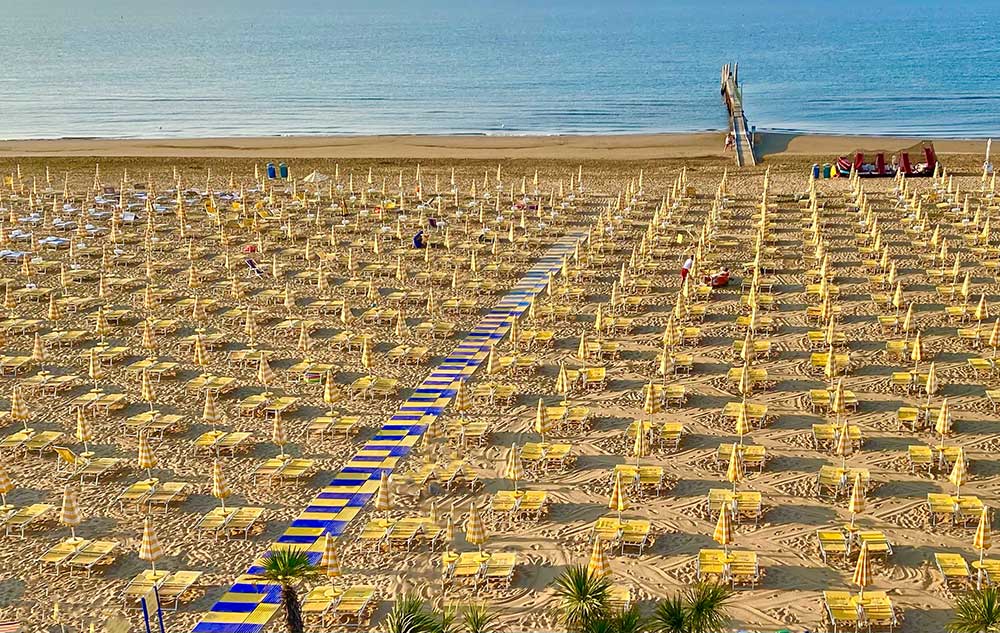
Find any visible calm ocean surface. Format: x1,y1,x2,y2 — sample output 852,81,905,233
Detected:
1,0,998,139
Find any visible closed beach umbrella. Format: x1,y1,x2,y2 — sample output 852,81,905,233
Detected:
853,541,872,599
587,535,610,579
202,389,222,430
375,470,392,513
211,459,231,509
191,296,207,322
713,505,734,553
535,398,551,442
322,533,342,579
464,502,487,552
925,362,938,407
735,401,751,444
577,331,588,361
141,319,156,352
94,305,110,340
59,485,81,538
738,360,752,396
608,471,628,519
272,415,287,456
824,344,837,384
453,379,470,417
88,349,103,388
975,507,992,587
323,371,339,414
31,333,45,363
193,334,208,367
835,420,852,469
444,514,455,554
642,380,660,419
594,304,603,334
297,321,311,353
10,385,29,429
244,308,257,343
935,398,950,447
949,449,968,497
848,472,866,527
831,379,846,418
902,303,914,338
504,443,523,492
139,515,164,572
140,370,155,411
138,431,157,477
47,293,61,321
360,337,374,371
486,345,497,374
258,356,275,391
75,408,93,454
910,330,923,370
726,445,743,492
633,420,649,467
0,463,13,507
990,318,1000,358
975,294,988,324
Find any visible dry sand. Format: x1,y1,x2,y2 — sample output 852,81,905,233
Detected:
0,144,995,633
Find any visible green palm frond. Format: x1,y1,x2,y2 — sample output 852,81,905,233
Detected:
682,583,733,633
650,594,687,633
947,586,1000,633
552,565,612,631
257,548,319,584
463,603,502,633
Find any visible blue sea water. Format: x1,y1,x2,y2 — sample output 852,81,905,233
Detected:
0,0,997,139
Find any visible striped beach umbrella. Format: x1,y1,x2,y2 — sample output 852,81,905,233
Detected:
848,472,866,527
464,502,487,552
31,333,45,363
577,331,588,361
902,303,915,339
47,293,61,321
831,379,846,418
632,420,648,467
428,500,438,526
322,533,342,579
139,515,164,572
975,294,989,324
138,431,157,477
486,346,497,374
594,304,604,334
713,505,734,553
990,318,1000,358
140,370,156,411
608,471,628,519
975,507,992,587
0,463,13,507
658,345,670,383
191,296,207,322
360,337,374,371
323,371,339,414
949,449,968,497
272,415,287,456
88,349,103,388
735,400,751,443
534,398,551,442
504,443,524,492
297,322,311,353
555,362,570,400
453,379,470,418
2,284,13,311
925,362,939,406
258,356,275,391
375,470,392,513
726,445,743,492
935,397,950,447
508,316,518,348
394,310,407,338
59,485,81,538
662,316,678,350
212,459,231,509
75,408,93,453
244,308,257,343
193,334,208,368
910,330,923,370
141,319,156,352
444,513,455,553
9,385,29,429
738,360,753,396
587,536,610,579
642,380,660,419
202,389,222,430
94,305,110,341
835,419,852,468
853,541,872,599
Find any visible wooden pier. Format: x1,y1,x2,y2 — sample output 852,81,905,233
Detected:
721,63,757,167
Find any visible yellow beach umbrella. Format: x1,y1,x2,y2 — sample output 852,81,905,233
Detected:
202,389,222,430
535,398,551,441
453,379,470,417
975,506,992,587
577,331,588,361
0,463,13,507
726,445,743,492
375,470,392,513
848,472,866,527
59,485,81,538
322,533,342,579
924,361,938,407
935,397,950,448
9,384,29,429
75,408,92,454
504,443,524,492
323,371,339,415
990,318,1000,359
272,415,287,456
975,294,989,324
360,337,374,370
642,380,660,419
910,330,923,370
47,293,61,321
211,459,231,509
713,505,734,553
258,356,275,392
140,369,156,411
609,471,628,519
193,334,208,368
138,431,157,478
141,319,156,352
139,515,164,572
949,449,968,497
94,305,110,341
633,419,649,467
735,400,751,444
853,541,872,599
31,332,44,363
555,362,571,401
835,420,852,469
587,535,611,578
464,501,487,552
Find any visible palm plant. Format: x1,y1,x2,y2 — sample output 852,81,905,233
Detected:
582,606,646,633
947,586,1000,633
256,548,320,633
650,594,687,633
552,565,613,632
463,603,502,633
650,583,732,633
384,595,439,633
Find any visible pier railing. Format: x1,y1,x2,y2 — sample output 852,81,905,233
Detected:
721,62,757,167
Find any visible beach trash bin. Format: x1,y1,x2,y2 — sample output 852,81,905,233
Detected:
266,163,276,180
822,163,832,178
811,164,820,179
279,163,289,179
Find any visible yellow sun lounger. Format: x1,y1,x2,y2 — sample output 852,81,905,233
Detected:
935,552,971,590
331,585,376,626
39,537,91,570
483,552,517,587
4,503,54,538
816,530,848,564
156,570,203,610
65,540,117,576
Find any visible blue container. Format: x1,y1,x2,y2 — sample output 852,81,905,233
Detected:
266,162,276,179
811,164,820,179
822,163,832,178
279,162,288,179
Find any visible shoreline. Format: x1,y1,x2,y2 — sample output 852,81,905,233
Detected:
0,132,990,160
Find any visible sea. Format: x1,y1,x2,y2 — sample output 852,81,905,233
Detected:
0,0,997,140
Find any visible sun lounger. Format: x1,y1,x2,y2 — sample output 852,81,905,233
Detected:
116,479,158,511
935,552,971,590
144,482,190,512
198,507,237,538
331,585,376,626
224,507,265,539
123,569,170,608
858,591,898,632
697,549,727,582
729,550,760,588
302,586,342,624
22,431,63,456
4,503,53,538
483,552,516,587
39,537,91,570
156,570,203,610
817,530,849,564
65,540,117,576
823,590,861,632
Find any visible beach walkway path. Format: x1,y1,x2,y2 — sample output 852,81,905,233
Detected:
192,229,587,633
721,63,757,167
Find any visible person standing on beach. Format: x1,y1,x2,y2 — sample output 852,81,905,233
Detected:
681,254,693,282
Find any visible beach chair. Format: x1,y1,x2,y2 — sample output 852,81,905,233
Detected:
517,490,548,522
123,569,169,608
387,518,425,551
358,518,394,550
488,491,519,524
197,507,237,538
483,552,516,588
23,431,62,456
957,496,985,527
144,482,190,512
214,432,252,455
817,530,848,564
224,507,265,539
823,590,861,633
116,479,157,511
729,551,760,588
857,530,893,558
245,258,265,277
277,459,315,484
736,491,763,526
4,503,53,538
156,570,203,610
620,520,653,555
39,538,90,571
907,445,934,475
65,540,117,576
935,552,971,590
302,586,342,625
331,585,376,626
253,458,287,485
927,493,957,527
858,591,898,632
446,552,486,590
697,549,727,582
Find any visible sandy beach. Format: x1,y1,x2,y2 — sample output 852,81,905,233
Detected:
0,142,996,633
